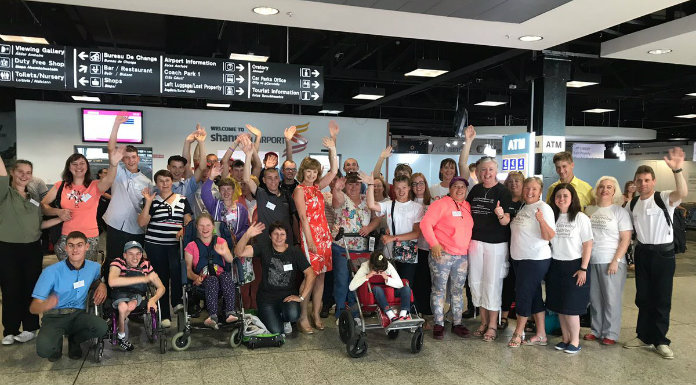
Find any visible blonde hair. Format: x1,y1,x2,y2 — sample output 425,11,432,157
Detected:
523,176,543,189
593,176,623,205
297,156,323,184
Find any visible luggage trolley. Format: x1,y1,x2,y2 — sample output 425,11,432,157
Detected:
334,228,425,358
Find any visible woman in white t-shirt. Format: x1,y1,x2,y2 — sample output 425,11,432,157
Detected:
429,126,476,200
365,174,424,287
508,177,556,348
546,183,594,354
584,176,633,345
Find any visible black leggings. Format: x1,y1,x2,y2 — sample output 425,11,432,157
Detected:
145,242,182,320
501,260,516,312
0,240,42,336
413,249,432,315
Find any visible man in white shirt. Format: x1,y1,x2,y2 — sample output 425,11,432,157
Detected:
624,147,687,359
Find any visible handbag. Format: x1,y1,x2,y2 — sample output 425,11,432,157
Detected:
46,181,65,245
388,200,418,264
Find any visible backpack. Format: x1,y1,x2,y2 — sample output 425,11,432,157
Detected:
630,192,686,254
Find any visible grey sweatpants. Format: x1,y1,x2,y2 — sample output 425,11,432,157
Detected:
589,262,627,341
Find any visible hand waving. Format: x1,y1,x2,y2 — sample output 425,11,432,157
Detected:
664,147,685,171
380,146,393,159
329,120,339,138
245,124,262,138
322,136,335,149
110,145,126,167
142,187,155,202
114,113,129,126
246,222,266,238
333,176,346,191
358,171,374,185
464,125,476,142
194,124,207,142
209,162,222,179
284,126,297,141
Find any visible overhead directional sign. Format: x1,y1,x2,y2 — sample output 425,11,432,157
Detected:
0,42,324,105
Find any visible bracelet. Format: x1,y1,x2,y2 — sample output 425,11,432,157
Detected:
299,295,305,301
579,267,587,272
673,168,683,174
498,215,504,220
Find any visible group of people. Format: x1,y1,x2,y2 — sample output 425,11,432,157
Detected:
0,114,687,361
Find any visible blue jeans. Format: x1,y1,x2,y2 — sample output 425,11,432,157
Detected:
372,285,411,312
332,243,357,319
257,300,301,334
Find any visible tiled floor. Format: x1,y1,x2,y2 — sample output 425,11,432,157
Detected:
2,248,696,384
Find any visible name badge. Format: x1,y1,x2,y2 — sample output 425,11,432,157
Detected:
226,212,237,222
73,280,85,289
266,201,276,210
29,198,40,207
283,264,293,272
82,193,92,202
452,211,462,217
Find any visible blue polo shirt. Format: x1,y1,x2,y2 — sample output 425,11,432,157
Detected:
32,259,101,310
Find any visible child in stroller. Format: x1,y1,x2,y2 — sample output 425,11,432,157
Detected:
183,213,239,329
349,251,412,324
108,241,165,351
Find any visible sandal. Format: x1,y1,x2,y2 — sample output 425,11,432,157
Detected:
497,318,508,331
225,314,238,323
508,332,522,348
522,335,548,346
483,327,497,342
204,317,219,330
473,325,487,337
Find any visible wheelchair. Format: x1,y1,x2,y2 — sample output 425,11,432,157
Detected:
171,221,246,351
89,265,166,362
334,228,425,358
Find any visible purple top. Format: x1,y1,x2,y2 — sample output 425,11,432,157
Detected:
201,179,250,241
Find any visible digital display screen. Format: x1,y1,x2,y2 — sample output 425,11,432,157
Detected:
82,108,143,143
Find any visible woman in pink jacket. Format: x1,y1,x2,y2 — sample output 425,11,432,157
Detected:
419,176,474,340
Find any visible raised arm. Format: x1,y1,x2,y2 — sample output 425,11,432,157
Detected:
192,125,208,182
182,127,198,179
331,177,346,209
214,239,235,263
201,164,222,214
107,112,128,153
241,139,258,195
234,222,265,257
221,133,250,178
137,188,155,228
97,138,125,193
359,171,382,212
373,146,392,181
284,126,296,162
246,124,263,152
459,125,476,178
665,147,688,205
317,136,338,190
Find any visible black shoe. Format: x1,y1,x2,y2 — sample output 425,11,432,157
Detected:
320,305,331,319
48,352,62,362
117,336,135,351
462,308,475,319
68,339,82,360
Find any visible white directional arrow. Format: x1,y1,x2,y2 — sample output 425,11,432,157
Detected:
311,92,319,101
311,69,320,77
236,63,245,71
78,51,88,60
236,75,245,83
236,87,244,95
312,81,320,89
78,77,89,86
79,65,88,73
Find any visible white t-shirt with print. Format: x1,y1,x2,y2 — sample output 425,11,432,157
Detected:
550,212,593,261
429,184,450,201
586,204,633,264
628,191,680,245
510,200,556,261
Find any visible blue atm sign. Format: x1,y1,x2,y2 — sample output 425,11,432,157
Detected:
502,155,526,172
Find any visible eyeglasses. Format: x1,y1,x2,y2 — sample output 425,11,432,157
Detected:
284,168,297,172
411,181,426,187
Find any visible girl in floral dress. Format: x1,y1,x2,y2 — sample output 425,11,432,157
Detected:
293,122,339,333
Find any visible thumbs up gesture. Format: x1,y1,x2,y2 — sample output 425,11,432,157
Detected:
493,200,504,217
535,208,545,223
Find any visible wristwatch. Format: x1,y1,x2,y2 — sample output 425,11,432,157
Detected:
673,168,683,174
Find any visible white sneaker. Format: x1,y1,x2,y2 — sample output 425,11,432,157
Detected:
656,344,674,359
623,337,651,349
2,335,15,345
354,317,362,327
161,319,172,328
284,322,292,334
13,331,36,343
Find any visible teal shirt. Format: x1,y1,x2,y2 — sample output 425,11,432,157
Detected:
0,176,42,243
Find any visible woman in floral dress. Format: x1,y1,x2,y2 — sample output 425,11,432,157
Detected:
293,122,339,333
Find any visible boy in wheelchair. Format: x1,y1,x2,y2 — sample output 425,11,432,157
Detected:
349,251,412,324
108,241,165,351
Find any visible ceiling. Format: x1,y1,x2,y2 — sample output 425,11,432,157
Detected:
0,0,695,142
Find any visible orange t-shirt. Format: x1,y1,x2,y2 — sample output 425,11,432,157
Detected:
55,180,103,238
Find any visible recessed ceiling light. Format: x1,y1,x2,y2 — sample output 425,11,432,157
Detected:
318,109,342,114
518,35,543,42
648,49,672,55
353,87,385,100
0,34,49,44
71,95,101,102
675,114,696,119
404,59,450,77
583,108,615,113
207,103,230,108
253,6,279,15
686,93,696,97
567,81,599,88
475,101,507,107
229,53,269,62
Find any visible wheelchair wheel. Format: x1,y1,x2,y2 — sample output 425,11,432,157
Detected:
229,327,243,348
143,312,154,343
346,334,367,358
338,311,355,344
171,332,191,351
410,327,424,354
93,338,104,363
159,334,167,354
387,330,399,340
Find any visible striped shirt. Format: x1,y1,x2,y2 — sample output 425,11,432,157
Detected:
144,194,192,245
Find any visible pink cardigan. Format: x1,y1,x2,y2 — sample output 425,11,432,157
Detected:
419,196,473,256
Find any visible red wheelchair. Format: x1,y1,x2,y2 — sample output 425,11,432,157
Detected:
334,228,425,358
